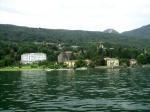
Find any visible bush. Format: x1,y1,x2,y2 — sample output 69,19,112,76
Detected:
31,65,38,68
119,58,129,67
54,64,60,69
88,62,95,68
0,61,4,68
62,64,68,68
49,65,55,69
75,59,87,68
43,65,46,70
19,63,22,68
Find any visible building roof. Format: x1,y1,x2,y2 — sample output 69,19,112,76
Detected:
66,51,72,53
58,52,68,62
22,52,46,55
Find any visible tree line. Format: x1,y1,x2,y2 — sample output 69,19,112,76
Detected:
0,39,150,68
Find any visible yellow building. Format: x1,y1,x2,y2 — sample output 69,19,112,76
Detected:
65,60,76,67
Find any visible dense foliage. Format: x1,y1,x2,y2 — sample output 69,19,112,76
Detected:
0,40,59,68
122,24,150,38
0,24,150,51
0,24,150,68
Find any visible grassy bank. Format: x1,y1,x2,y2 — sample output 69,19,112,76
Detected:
0,67,43,71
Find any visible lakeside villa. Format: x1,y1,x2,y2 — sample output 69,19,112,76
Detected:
21,53,47,64
58,51,92,67
130,59,137,67
64,60,76,67
105,58,119,67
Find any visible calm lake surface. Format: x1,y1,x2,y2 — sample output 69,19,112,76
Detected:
0,68,150,111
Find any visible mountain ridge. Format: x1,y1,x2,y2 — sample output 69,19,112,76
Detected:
0,24,150,52
122,24,150,38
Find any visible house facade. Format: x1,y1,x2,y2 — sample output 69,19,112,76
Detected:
65,51,72,60
107,58,119,67
64,60,76,67
58,52,68,63
58,51,91,68
130,59,137,67
21,53,46,64
64,60,91,68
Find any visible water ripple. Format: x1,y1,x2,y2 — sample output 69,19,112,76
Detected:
0,68,150,111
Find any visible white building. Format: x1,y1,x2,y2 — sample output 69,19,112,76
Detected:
21,53,46,64
107,58,119,67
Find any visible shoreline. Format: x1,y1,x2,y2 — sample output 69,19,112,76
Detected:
0,67,43,71
0,65,149,71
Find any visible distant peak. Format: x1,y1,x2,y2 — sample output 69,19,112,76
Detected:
103,29,119,34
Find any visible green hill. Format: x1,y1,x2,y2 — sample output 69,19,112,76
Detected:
0,24,150,52
122,24,150,38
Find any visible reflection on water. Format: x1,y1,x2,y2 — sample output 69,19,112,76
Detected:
0,68,150,111
20,71,47,93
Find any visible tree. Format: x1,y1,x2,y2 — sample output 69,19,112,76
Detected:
75,59,87,68
100,58,106,66
88,62,95,68
0,61,4,68
137,54,147,64
70,53,76,60
119,58,129,67
3,56,12,67
147,54,150,64
19,63,22,68
38,60,49,66
10,49,15,58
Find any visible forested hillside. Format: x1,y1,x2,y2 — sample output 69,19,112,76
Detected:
0,24,150,51
0,24,150,68
122,24,150,38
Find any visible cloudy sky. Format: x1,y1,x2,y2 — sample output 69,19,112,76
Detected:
0,0,150,32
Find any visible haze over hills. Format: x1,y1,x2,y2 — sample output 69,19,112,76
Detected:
122,24,150,38
0,24,150,52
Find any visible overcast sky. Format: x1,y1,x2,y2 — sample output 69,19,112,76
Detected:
0,0,150,32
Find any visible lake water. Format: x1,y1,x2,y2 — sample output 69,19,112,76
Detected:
0,68,150,111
